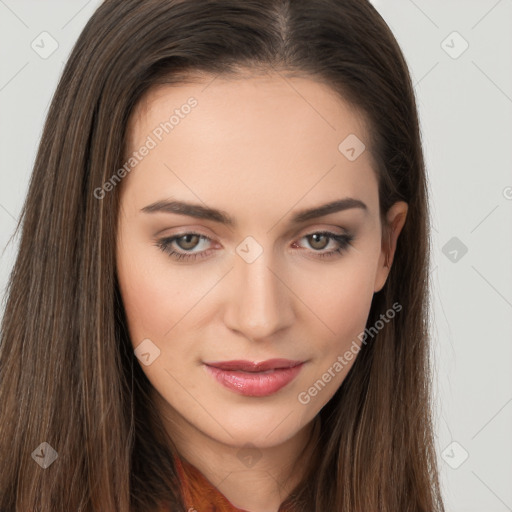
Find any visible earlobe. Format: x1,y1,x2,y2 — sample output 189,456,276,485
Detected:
374,201,408,293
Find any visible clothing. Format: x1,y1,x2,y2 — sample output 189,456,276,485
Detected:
161,453,295,512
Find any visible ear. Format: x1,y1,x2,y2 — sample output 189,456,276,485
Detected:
374,201,408,293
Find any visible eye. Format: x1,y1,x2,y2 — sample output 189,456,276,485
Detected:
292,231,355,259
155,230,354,262
155,232,214,262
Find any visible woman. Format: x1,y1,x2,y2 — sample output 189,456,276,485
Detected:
0,0,445,510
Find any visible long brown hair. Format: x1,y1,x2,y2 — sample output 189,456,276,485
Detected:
0,0,444,510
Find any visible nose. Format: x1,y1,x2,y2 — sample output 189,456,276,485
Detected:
223,251,295,342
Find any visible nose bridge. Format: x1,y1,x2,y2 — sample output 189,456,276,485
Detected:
224,246,293,340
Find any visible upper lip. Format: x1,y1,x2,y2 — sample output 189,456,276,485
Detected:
204,359,303,372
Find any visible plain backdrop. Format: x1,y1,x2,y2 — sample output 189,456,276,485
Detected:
1,1,511,510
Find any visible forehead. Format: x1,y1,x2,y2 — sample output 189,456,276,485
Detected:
128,72,370,147
122,73,379,220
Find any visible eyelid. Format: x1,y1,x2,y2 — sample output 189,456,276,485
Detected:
157,224,349,246
296,224,349,237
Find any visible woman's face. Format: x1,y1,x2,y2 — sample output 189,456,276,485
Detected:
116,73,406,448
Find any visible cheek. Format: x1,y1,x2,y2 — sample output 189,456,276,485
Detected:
296,256,377,343
117,237,171,346
116,237,209,343
291,258,377,408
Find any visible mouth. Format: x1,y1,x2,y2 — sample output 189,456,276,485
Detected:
203,359,305,397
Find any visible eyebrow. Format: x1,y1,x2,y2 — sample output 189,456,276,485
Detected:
140,197,368,227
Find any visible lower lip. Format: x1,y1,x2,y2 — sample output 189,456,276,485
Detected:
204,363,304,397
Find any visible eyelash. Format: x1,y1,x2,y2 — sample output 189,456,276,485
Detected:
155,230,355,262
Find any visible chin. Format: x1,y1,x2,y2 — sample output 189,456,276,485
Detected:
201,404,314,449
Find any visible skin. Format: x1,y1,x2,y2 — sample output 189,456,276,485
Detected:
116,71,408,512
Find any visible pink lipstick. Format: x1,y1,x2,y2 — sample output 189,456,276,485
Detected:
204,359,304,397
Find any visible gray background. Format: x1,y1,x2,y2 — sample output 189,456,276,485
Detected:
1,1,511,510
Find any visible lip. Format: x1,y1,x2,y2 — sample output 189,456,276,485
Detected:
204,359,304,397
